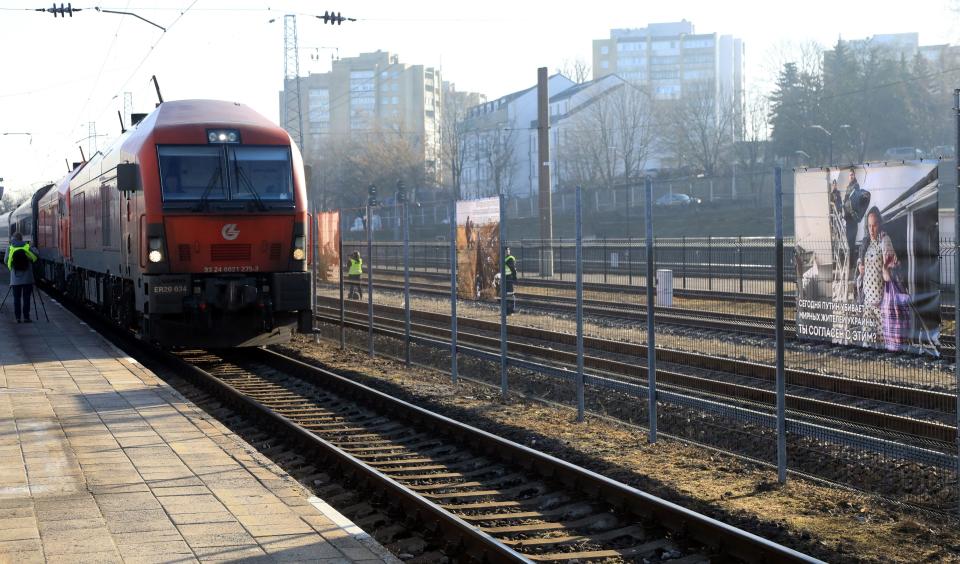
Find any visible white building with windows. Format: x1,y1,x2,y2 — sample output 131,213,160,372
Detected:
460,74,575,199
592,20,743,108
460,73,663,199
280,50,442,182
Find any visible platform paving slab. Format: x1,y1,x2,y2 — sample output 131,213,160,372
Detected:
0,285,399,563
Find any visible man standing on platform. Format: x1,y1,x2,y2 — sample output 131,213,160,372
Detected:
5,232,38,323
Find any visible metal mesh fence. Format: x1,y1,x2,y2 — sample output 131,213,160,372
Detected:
313,173,960,514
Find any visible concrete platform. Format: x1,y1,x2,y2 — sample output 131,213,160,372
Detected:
0,284,398,563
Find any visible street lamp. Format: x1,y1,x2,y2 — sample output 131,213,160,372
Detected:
808,125,832,165
795,150,811,166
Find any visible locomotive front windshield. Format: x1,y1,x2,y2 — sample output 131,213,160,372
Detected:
158,145,294,209
158,146,225,202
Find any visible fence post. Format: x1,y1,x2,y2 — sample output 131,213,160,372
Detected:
311,201,319,344
645,176,657,443
603,237,608,284
338,210,345,349
499,193,508,400
708,235,713,291
403,200,411,367
682,235,686,289
738,235,744,294
628,236,633,286
954,89,960,515
450,200,458,385
576,186,585,422
366,204,375,358
774,167,786,484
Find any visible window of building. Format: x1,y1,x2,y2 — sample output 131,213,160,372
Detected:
652,55,679,65
308,89,330,133
600,60,609,69
600,45,609,55
651,69,679,80
683,69,714,80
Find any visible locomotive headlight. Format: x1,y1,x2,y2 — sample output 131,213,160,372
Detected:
292,236,306,261
206,129,241,144
148,237,164,263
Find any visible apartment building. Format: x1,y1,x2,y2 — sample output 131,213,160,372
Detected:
280,50,442,182
592,20,744,108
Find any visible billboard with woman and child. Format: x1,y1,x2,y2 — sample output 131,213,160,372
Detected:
794,162,940,355
456,197,501,301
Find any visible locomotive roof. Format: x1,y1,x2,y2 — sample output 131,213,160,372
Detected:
151,99,277,128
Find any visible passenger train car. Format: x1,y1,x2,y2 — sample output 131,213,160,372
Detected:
19,99,313,347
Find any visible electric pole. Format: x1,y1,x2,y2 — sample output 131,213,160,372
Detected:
537,67,554,277
282,14,304,151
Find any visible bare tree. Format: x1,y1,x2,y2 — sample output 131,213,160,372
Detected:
480,125,518,197
555,82,656,191
659,85,737,176
610,84,656,188
441,91,471,200
315,121,426,210
556,59,592,84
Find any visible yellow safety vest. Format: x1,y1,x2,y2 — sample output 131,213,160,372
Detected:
504,255,516,277
6,243,37,271
348,257,363,275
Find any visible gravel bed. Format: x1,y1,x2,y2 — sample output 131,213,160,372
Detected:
276,331,960,563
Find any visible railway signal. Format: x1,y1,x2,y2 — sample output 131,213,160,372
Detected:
368,184,378,207
396,180,407,203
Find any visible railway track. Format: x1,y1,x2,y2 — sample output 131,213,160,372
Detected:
362,268,959,320
169,347,818,563
343,274,957,353
315,297,957,448
47,281,819,562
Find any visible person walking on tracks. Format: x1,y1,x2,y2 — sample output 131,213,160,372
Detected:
504,247,517,315
346,251,364,300
5,232,38,323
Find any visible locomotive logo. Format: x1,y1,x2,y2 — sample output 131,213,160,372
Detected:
221,223,240,241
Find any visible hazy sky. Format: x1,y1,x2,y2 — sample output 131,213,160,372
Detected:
0,0,957,195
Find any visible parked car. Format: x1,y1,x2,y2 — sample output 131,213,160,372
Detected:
929,145,955,158
883,147,923,160
655,193,702,207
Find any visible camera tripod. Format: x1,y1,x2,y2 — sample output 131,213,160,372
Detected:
0,284,50,322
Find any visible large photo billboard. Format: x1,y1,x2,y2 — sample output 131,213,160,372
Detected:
456,197,500,301
794,163,939,355
315,211,341,284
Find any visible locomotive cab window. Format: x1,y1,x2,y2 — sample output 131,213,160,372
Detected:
228,146,294,205
158,146,226,203
158,144,293,209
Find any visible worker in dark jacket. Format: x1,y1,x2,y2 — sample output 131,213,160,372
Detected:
5,232,38,323
504,247,517,315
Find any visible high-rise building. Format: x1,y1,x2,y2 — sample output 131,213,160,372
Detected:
592,20,744,108
279,50,442,183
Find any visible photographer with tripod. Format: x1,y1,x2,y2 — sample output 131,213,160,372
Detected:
5,232,38,323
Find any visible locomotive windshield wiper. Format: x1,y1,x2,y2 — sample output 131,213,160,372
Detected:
194,164,223,211
234,163,267,211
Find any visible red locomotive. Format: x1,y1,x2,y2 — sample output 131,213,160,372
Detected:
14,99,313,347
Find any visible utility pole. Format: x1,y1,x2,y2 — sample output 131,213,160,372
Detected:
537,67,554,276
283,14,304,150
87,122,97,156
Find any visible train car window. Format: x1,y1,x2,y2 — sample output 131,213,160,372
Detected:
228,146,294,205
157,146,226,202
72,192,86,249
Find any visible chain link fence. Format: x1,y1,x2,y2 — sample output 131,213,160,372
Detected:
313,166,959,514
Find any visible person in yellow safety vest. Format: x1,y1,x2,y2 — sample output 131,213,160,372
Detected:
5,232,39,323
504,247,517,315
346,251,363,300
